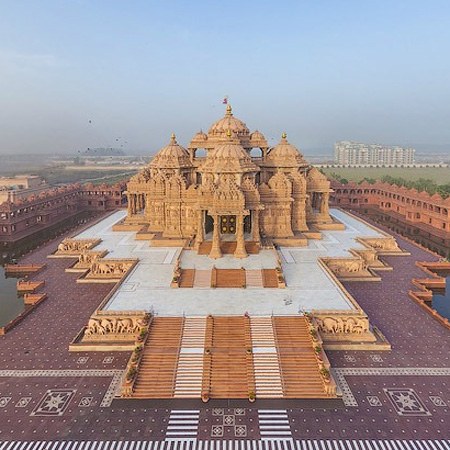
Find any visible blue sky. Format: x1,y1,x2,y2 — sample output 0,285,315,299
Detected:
1,0,450,154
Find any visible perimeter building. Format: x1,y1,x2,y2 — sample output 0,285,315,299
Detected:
334,141,415,167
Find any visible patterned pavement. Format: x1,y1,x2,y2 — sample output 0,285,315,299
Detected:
0,212,449,442
0,441,449,450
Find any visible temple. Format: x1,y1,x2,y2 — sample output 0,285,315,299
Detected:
124,105,338,258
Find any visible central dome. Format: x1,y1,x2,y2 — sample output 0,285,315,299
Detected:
200,131,259,174
208,105,250,137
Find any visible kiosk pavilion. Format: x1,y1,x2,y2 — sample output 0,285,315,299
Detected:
125,105,334,258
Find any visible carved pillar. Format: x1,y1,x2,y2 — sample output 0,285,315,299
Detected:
251,210,260,243
129,194,135,214
320,191,330,216
194,210,204,250
234,213,248,259
209,214,222,259
127,192,133,215
136,194,141,211
305,194,314,221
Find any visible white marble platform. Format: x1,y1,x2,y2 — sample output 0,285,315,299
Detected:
74,209,384,316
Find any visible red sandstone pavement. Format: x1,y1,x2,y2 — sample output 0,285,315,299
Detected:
0,211,449,441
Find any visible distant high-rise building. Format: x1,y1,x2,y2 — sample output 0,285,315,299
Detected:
334,141,415,166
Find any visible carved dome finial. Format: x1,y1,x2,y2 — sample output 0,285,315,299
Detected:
170,133,177,143
282,132,287,139
226,104,232,115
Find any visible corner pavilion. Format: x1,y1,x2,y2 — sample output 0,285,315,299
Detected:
124,104,336,257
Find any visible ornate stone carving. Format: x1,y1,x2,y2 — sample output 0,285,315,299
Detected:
73,250,107,270
359,237,401,252
83,312,150,341
54,239,101,256
87,259,136,279
315,315,370,335
321,256,377,280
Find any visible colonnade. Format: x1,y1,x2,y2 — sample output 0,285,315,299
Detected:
309,191,330,218
127,193,146,215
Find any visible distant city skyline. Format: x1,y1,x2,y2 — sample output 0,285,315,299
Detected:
1,0,450,155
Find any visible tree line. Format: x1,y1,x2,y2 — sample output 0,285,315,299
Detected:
327,172,450,199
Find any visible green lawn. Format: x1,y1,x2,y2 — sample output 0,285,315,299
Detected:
35,168,138,185
321,167,450,184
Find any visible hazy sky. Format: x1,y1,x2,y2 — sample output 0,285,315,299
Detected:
1,1,450,155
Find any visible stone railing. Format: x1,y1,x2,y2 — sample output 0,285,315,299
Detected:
121,315,152,397
304,314,337,396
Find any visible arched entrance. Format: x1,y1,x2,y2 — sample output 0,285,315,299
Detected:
244,213,251,234
205,214,214,234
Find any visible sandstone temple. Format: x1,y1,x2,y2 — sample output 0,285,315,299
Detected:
124,105,337,258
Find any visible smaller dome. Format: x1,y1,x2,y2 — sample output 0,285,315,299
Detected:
250,130,268,149
193,130,208,141
150,133,193,169
267,133,308,167
188,130,209,150
208,105,250,137
250,130,266,141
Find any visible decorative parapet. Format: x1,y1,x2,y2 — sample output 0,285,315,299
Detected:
304,313,337,396
77,258,138,283
49,238,101,258
318,231,407,282
66,249,108,272
350,248,391,271
321,256,378,281
120,314,152,397
82,311,150,342
311,311,375,343
356,236,408,255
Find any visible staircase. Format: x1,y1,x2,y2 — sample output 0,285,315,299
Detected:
208,316,252,398
262,269,279,288
132,317,183,398
179,269,195,288
214,269,246,288
272,317,328,398
245,270,264,288
130,315,332,400
193,270,212,288
174,317,207,398
250,317,283,397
